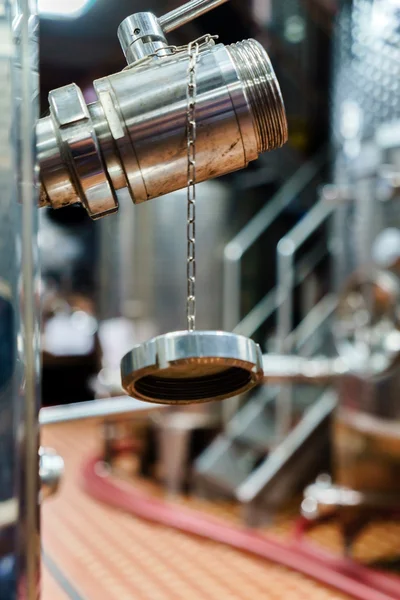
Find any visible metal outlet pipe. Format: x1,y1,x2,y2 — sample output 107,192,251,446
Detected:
38,39,288,219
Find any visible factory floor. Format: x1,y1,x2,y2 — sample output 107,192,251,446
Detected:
41,420,400,600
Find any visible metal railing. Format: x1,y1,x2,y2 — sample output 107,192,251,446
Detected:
275,189,337,439
40,397,163,425
233,237,327,338
226,292,337,441
223,150,327,333
221,150,327,424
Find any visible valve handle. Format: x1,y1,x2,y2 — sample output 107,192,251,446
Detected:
159,0,229,33
118,0,229,64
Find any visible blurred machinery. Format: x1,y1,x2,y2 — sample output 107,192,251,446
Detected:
1,0,400,599
322,0,400,547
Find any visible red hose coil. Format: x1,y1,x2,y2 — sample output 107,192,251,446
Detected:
82,455,400,600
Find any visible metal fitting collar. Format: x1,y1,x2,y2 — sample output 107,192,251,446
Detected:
48,83,118,219
121,330,264,404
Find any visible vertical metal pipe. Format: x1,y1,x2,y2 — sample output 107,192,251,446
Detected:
18,1,40,597
97,211,121,320
0,1,40,597
276,239,295,441
222,246,242,425
354,178,383,269
223,245,242,333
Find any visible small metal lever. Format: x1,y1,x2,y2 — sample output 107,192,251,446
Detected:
159,0,229,33
118,0,229,64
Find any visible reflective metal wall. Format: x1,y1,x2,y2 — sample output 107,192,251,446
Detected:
331,0,400,500
332,0,400,283
0,1,40,597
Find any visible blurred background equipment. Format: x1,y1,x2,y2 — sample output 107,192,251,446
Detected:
38,0,96,18
1,0,400,599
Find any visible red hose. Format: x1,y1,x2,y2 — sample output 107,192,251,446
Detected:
293,536,400,598
82,456,400,600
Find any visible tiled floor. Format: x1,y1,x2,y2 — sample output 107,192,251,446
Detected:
42,566,69,600
41,420,399,600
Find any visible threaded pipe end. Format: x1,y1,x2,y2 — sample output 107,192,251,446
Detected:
227,39,288,153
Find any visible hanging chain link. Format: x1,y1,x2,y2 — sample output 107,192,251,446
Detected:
123,33,219,331
123,34,218,71
186,39,200,332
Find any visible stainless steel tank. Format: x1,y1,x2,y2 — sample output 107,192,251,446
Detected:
330,0,400,528
124,180,231,334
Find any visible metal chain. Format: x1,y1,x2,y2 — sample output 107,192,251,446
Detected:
186,39,200,332
123,33,218,331
123,34,218,71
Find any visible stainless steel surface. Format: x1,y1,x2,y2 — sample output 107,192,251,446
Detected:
157,423,192,495
118,12,168,64
331,43,400,520
333,0,400,146
153,409,218,495
0,1,40,597
118,0,230,64
39,83,119,219
159,0,229,33
39,448,64,501
121,331,264,404
38,37,287,218
325,0,400,543
49,83,118,218
39,397,163,425
125,179,230,334
95,37,286,200
36,116,78,208
16,2,41,595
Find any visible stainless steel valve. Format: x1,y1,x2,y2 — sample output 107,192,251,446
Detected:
37,0,288,219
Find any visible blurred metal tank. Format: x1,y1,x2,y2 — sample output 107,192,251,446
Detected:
100,179,231,335
332,0,400,279
328,0,400,540
332,0,400,148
